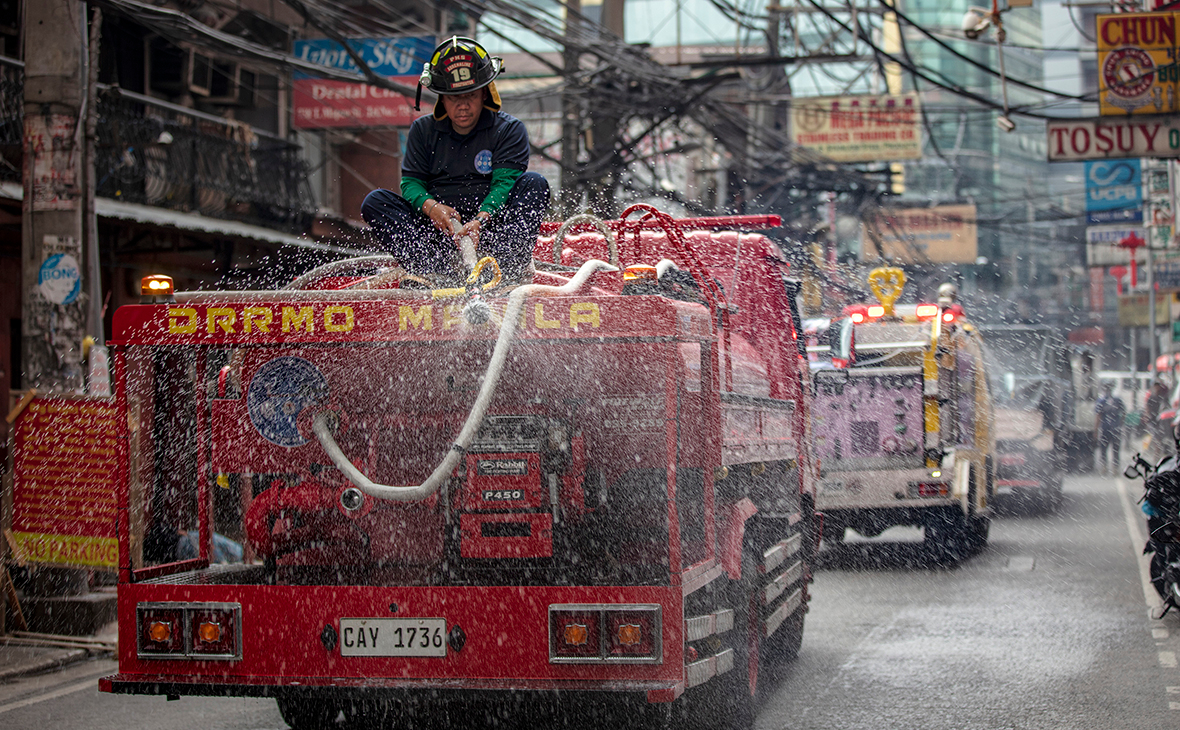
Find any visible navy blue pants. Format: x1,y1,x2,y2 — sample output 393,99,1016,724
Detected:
361,172,550,281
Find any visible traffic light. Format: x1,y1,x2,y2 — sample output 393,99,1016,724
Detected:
890,162,905,195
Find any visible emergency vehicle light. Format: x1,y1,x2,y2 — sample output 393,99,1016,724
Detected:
867,305,886,319
623,264,658,281
140,275,174,297
845,305,868,324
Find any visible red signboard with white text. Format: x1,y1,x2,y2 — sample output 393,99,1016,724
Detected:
292,77,420,129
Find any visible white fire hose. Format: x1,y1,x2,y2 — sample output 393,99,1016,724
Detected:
312,258,618,502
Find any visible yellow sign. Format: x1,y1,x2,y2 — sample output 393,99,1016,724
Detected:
1117,292,1170,326
868,267,907,315
1097,13,1180,116
11,532,118,569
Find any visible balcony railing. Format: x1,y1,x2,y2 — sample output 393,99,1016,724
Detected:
0,57,317,235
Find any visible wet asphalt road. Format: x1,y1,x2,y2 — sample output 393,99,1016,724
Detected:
1,473,1176,729
760,472,1178,730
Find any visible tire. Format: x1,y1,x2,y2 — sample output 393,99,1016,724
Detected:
703,543,759,730
821,517,846,546
276,693,338,730
924,508,970,563
765,610,804,663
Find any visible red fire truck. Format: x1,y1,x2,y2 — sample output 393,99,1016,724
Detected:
98,206,818,728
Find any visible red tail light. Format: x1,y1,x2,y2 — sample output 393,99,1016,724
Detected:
549,604,661,663
845,305,868,324
912,482,950,497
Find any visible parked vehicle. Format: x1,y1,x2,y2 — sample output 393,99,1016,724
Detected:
1125,440,1180,618
98,207,819,728
810,268,994,560
978,325,1072,511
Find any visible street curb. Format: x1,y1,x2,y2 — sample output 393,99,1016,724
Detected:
0,648,89,682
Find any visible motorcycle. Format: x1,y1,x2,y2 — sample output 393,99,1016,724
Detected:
1124,437,1180,618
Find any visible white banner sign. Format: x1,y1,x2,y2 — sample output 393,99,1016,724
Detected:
791,93,922,163
1047,114,1180,161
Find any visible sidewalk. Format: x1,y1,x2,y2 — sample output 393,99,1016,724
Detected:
0,620,117,681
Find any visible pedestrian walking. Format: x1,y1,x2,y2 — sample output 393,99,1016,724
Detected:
1095,382,1126,474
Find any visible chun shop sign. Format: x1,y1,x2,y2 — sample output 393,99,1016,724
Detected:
292,36,433,130
1047,115,1180,161
1097,13,1180,116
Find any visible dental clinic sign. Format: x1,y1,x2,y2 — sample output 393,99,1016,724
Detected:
292,36,433,129
1047,114,1180,161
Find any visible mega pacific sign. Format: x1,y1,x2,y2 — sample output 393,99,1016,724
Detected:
1047,114,1180,161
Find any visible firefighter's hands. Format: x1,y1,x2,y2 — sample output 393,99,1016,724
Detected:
423,199,460,234
456,216,485,243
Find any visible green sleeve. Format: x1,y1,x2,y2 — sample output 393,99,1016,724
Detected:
480,168,524,216
400,175,431,212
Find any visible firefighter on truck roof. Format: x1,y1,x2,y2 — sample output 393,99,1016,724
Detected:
361,36,549,284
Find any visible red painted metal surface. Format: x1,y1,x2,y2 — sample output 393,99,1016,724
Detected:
103,211,814,705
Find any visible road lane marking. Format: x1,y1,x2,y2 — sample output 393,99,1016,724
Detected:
1155,628,1170,640
1161,651,1177,668
1168,686,1180,693
1115,477,1160,610
0,678,98,715
1171,702,1180,710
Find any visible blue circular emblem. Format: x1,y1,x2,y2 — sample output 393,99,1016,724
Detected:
247,357,329,447
38,253,81,305
474,149,493,174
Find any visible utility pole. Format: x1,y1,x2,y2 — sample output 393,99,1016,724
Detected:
560,0,583,216
585,0,624,217
22,0,90,394
19,0,92,602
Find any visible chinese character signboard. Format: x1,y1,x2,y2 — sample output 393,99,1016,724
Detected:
1086,159,1143,224
292,36,434,130
10,396,120,569
862,204,977,263
1097,13,1179,116
790,93,922,163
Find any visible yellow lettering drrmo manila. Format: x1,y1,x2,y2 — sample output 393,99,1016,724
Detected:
168,305,357,335
167,302,599,335
398,302,602,331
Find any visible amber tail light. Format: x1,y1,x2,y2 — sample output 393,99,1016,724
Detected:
137,602,241,660
549,604,661,664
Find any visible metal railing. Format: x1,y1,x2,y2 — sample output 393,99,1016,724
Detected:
0,56,317,234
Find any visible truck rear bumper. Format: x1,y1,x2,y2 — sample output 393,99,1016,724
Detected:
815,466,955,511
99,673,684,703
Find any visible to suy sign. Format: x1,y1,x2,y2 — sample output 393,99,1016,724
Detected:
1047,114,1180,161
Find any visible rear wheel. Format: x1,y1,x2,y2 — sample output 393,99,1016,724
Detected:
924,508,971,563
276,693,338,730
